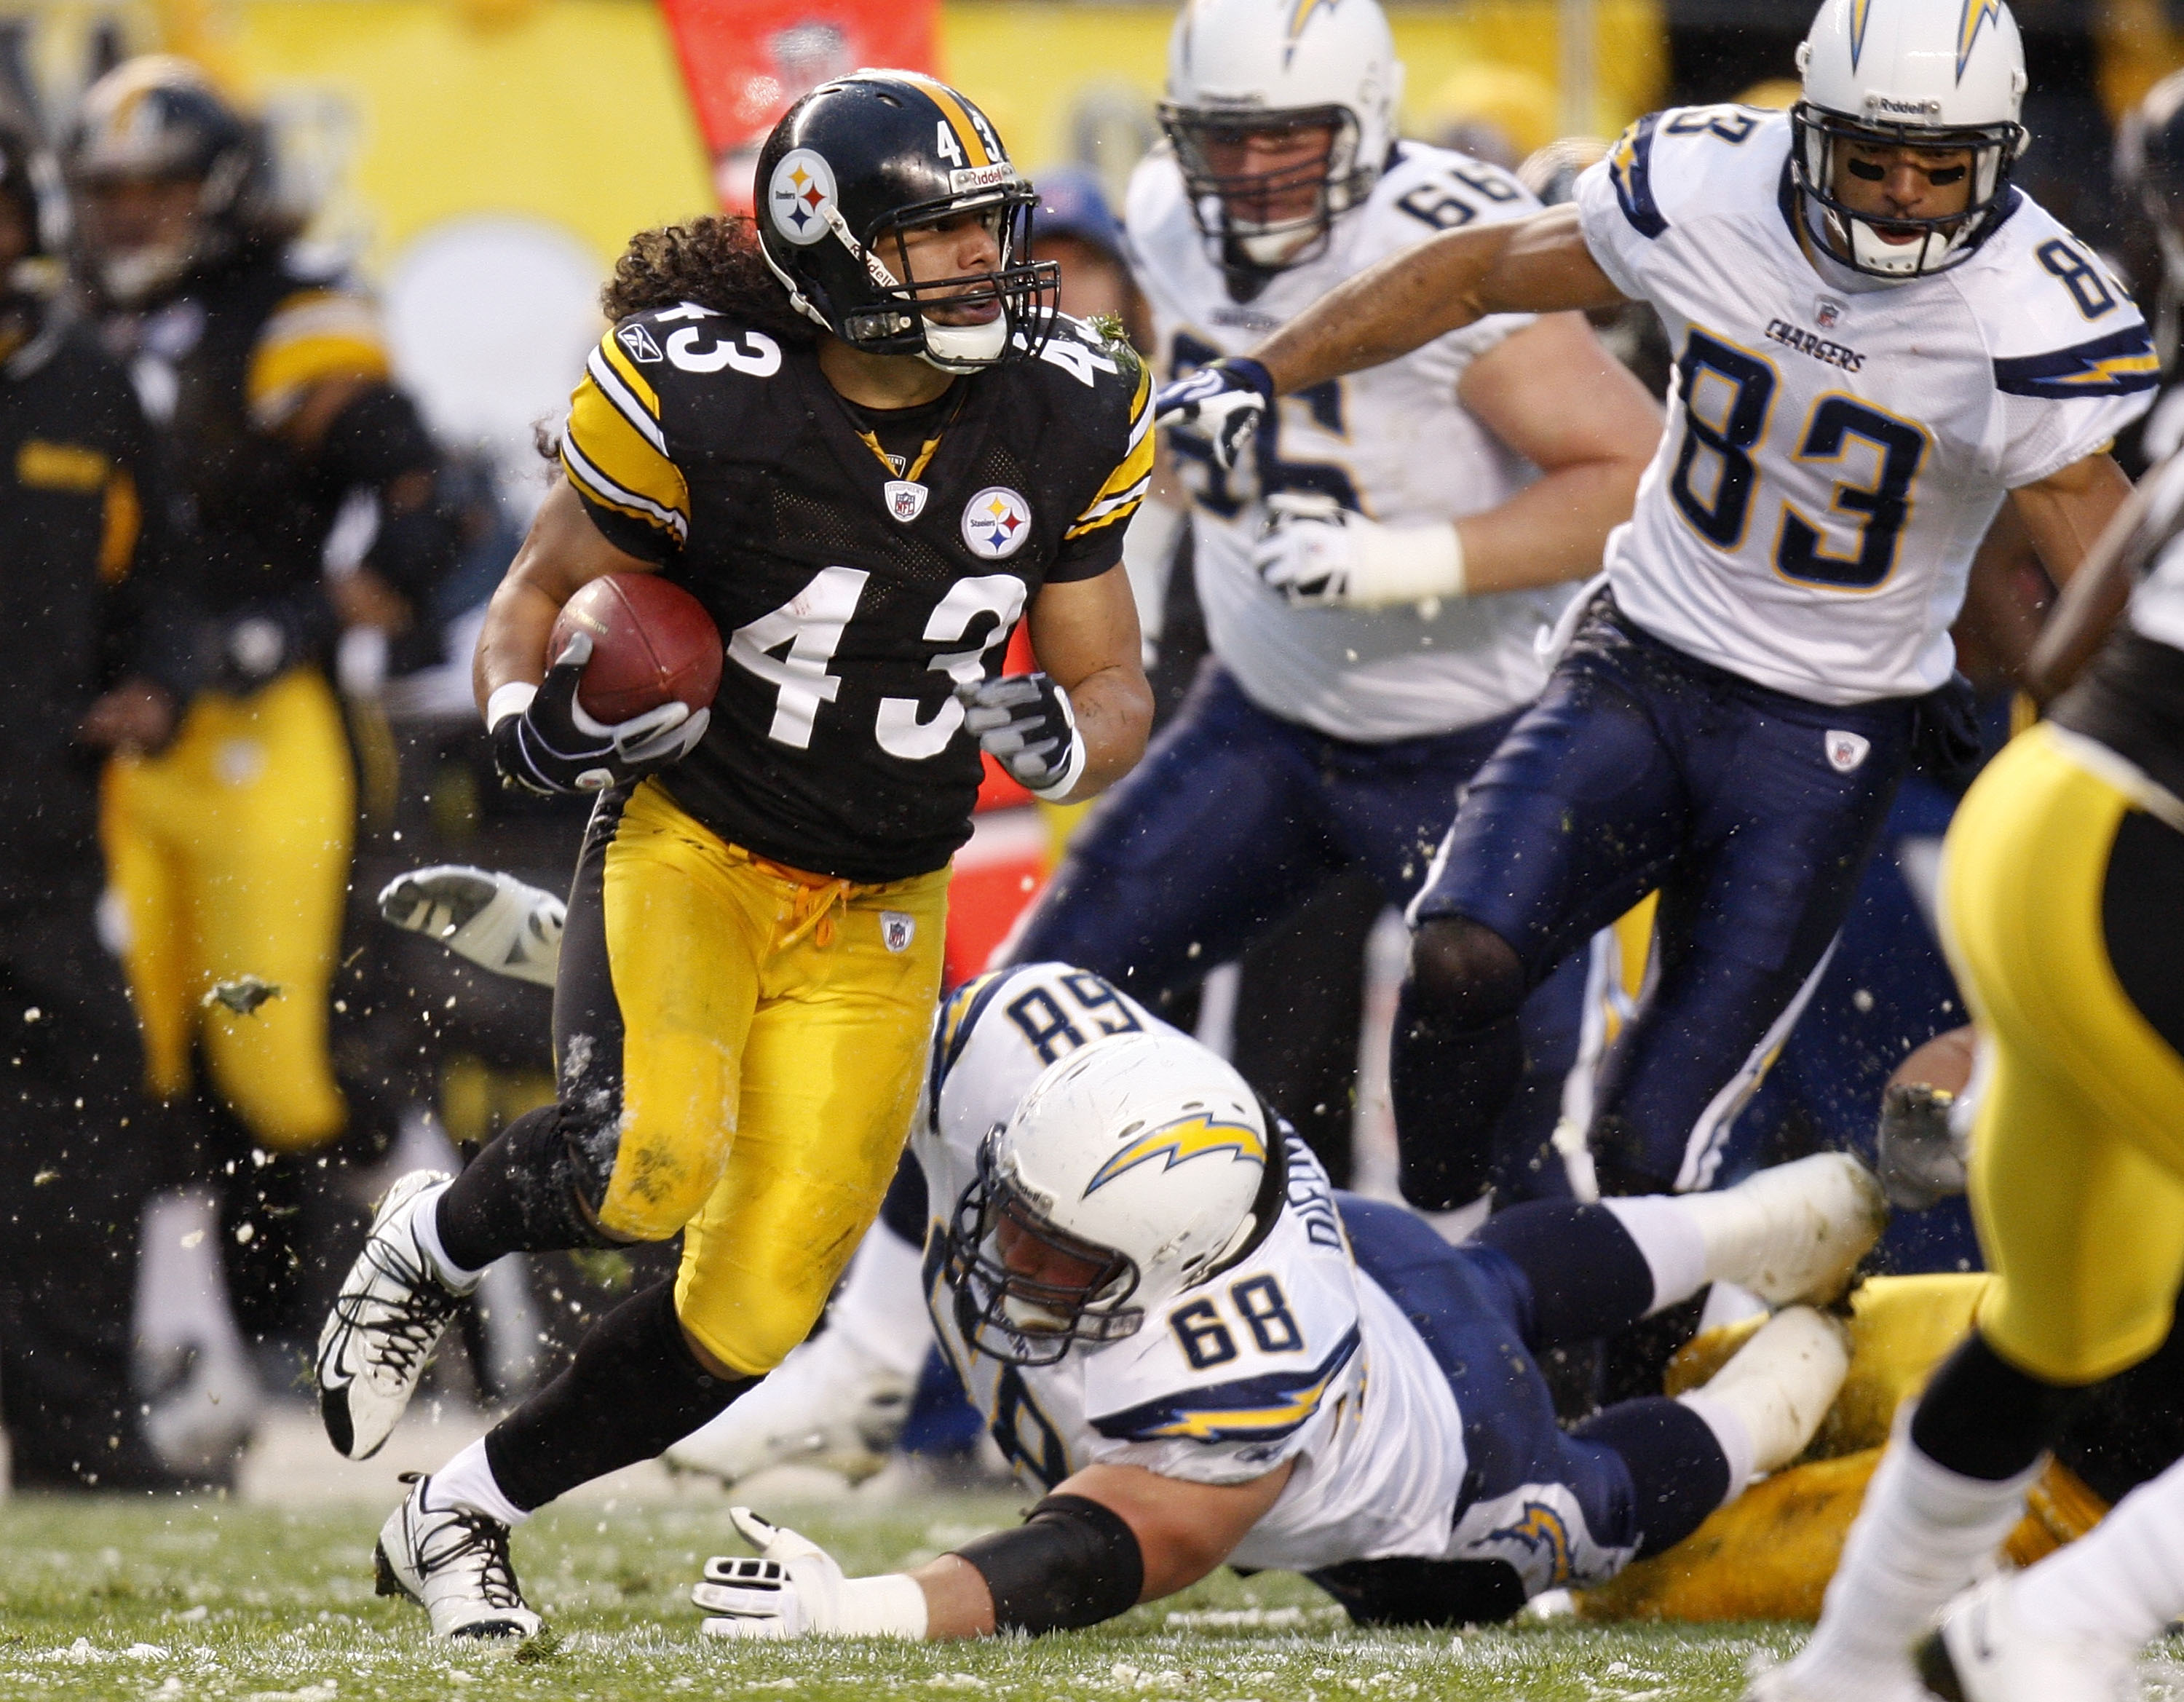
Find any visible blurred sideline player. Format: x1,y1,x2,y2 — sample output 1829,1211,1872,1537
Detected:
1009,0,1661,1208
687,962,1886,1641
70,58,457,1346
314,74,1155,1638
1773,456,2184,1698
1159,0,2153,1227
0,109,202,1489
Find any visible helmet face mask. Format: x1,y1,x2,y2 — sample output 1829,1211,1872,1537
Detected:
756,74,1059,376
946,1133,1144,1368
1159,103,1362,274
1789,103,2025,280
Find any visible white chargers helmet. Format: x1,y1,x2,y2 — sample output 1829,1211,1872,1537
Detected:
1160,0,1404,280
1792,0,2030,280
944,1031,1285,1366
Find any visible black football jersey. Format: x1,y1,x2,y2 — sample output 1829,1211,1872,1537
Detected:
561,306,1153,882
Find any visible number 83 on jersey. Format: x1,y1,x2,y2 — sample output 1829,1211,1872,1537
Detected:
1669,325,1928,592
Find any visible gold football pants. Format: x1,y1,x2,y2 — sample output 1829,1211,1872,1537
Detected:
100,667,353,1151
1943,722,2184,1385
561,780,949,1377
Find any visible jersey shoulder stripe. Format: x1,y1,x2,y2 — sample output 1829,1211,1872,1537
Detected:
1607,112,1669,240
1089,1323,1361,1444
1995,323,2162,400
562,330,692,549
246,286,390,428
1066,359,1155,541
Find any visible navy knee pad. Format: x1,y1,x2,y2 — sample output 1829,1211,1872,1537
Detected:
1406,917,1526,1033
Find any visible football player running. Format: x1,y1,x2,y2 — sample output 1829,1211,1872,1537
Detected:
685,961,1886,1642
660,0,1663,1494
315,74,1154,1639
1012,0,1660,1210
1158,0,2154,1219
1766,464,2184,1697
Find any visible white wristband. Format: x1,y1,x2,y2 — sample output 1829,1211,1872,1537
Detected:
1027,727,1088,803
832,1572,930,1638
486,681,539,731
1348,521,1467,609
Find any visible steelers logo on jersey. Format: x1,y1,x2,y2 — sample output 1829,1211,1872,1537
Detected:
962,486,1032,559
768,148,839,248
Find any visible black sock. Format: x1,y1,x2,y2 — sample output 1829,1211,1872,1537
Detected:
483,1280,753,1512
1390,993,1522,1211
1574,1396,1731,1559
1910,1331,2081,1481
435,1104,612,1272
1471,1202,1657,1347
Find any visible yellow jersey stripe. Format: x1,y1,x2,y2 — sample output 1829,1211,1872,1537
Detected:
600,333,662,422
563,373,689,542
901,73,992,168
247,289,390,426
100,469,141,584
1067,367,1156,538
587,346,669,456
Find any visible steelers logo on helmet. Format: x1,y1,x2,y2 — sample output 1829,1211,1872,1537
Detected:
767,147,838,248
962,487,1032,559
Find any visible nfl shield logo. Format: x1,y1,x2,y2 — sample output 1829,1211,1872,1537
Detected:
1814,296,1846,330
1824,730,1871,773
881,911,915,953
884,480,927,523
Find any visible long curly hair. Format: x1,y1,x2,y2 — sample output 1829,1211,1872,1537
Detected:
599,215,818,348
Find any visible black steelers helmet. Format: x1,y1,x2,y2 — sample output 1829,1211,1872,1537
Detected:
68,55,288,307
756,71,1059,373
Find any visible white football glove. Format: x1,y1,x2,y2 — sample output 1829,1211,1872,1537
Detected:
378,865,565,988
692,1508,927,1639
1153,357,1273,474
1252,492,1468,610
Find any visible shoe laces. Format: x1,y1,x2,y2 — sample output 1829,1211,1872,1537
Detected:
333,1232,459,1381
410,1485,527,1612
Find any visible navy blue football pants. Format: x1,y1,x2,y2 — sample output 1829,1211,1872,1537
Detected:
1008,661,1588,1199
1407,594,1914,1198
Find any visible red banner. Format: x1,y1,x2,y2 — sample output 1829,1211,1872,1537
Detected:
657,0,938,213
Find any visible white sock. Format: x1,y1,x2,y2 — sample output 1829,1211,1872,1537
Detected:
2013,1452,2184,1651
1601,1195,1708,1315
411,1182,486,1291
828,1224,936,1382
431,1438,531,1528
1677,1390,1757,1497
1785,1418,2038,1696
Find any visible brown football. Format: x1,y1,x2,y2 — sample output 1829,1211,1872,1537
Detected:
547,574,723,724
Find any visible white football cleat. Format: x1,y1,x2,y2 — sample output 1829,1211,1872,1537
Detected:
375,1473,542,1640
379,865,564,988
1695,1305,1851,1474
665,1327,913,1487
1915,1575,2142,1702
1688,1152,1889,1307
316,1170,472,1460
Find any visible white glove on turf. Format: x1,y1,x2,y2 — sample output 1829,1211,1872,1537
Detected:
692,1507,928,1639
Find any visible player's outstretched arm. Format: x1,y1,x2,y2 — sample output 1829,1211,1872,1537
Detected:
1254,203,1630,397
2013,449,2147,701
692,1461,1291,1639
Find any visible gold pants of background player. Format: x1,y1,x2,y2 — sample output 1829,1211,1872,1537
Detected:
561,780,949,1377
1943,721,2184,1385
100,666,353,1152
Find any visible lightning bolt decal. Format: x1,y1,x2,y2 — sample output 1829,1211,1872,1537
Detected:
1958,0,2005,82
1283,0,1334,67
1849,0,1873,71
1084,1112,1267,1195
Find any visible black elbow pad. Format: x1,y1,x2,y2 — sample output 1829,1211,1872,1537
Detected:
952,1493,1144,1634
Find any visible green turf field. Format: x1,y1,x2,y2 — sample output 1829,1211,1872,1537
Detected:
0,1493,2176,1701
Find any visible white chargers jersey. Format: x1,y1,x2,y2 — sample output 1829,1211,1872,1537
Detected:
1128,143,1579,743
1574,106,2156,707
914,962,1468,1572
